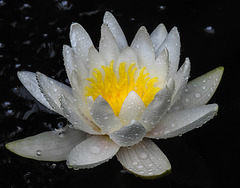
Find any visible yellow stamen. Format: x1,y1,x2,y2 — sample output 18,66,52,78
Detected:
85,61,160,116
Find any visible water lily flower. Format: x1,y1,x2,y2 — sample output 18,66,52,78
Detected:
6,11,223,178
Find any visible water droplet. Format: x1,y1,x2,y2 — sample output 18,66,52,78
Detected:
194,92,202,99
103,116,109,120
202,85,206,90
185,97,190,103
171,123,176,128
90,146,101,155
137,165,144,169
132,161,138,166
184,88,189,93
139,152,148,160
36,150,42,156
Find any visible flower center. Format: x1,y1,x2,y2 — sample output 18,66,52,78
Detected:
85,61,160,116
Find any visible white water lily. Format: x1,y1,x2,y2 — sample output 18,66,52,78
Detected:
6,11,223,178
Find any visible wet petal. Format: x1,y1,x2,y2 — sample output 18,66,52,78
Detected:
103,11,128,50
67,135,120,169
118,91,145,125
172,66,224,110
147,104,218,139
88,46,106,74
116,138,171,178
150,23,168,52
149,48,169,88
110,120,146,147
6,128,87,161
99,24,120,64
17,71,54,111
131,26,155,69
36,72,72,115
90,96,122,134
60,94,101,134
139,79,174,132
156,27,180,79
171,58,191,105
70,23,93,65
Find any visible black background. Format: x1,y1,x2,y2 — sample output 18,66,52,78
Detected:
0,0,239,187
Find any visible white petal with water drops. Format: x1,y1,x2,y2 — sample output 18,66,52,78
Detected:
150,23,168,52
172,66,224,110
67,135,120,169
99,24,120,65
131,26,155,69
90,96,122,134
156,27,180,79
110,120,146,147
36,72,72,115
103,11,128,50
147,104,218,139
118,91,145,125
116,138,171,178
139,79,174,132
6,128,87,161
17,71,54,111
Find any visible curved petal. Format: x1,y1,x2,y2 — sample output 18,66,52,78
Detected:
115,47,139,74
99,23,120,65
17,71,54,111
139,79,175,132
149,48,169,88
116,138,171,178
36,72,72,115
88,46,106,74
110,120,146,147
147,104,218,139
103,11,128,50
60,94,101,134
150,23,168,52
118,91,145,125
67,135,120,169
6,128,87,161
171,66,224,111
171,57,191,105
70,23,93,67
90,96,122,134
131,26,155,69
156,27,180,79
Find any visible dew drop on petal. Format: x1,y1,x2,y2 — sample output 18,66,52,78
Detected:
194,92,202,99
36,150,42,156
89,146,101,155
139,152,148,160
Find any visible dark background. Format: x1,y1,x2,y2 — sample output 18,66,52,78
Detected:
0,0,239,187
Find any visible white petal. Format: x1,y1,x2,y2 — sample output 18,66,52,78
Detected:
156,27,180,79
149,48,169,88
36,72,72,115
99,24,120,65
103,11,128,50
150,23,168,52
67,135,120,169
139,79,175,132
90,96,122,134
147,104,218,139
171,58,191,105
116,138,171,178
115,47,139,74
172,66,224,110
131,26,155,69
17,71,54,111
6,128,87,161
88,46,106,74
70,23,93,64
110,120,146,147
63,45,77,84
60,95,101,135
118,91,145,125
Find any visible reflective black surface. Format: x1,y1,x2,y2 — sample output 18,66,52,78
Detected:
1,0,239,187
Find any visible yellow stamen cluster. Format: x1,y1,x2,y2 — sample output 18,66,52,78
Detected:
85,61,160,116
